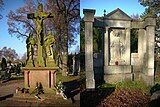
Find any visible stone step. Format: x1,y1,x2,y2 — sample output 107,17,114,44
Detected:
6,97,80,107
7,93,73,104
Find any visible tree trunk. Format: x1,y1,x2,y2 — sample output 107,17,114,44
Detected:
62,22,68,76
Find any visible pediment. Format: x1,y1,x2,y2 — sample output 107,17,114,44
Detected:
105,8,131,21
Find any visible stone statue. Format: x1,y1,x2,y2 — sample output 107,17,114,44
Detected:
110,30,123,65
26,32,36,66
32,3,51,45
44,31,56,67
27,2,53,67
28,3,51,45
44,31,55,56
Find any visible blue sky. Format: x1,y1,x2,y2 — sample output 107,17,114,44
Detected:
0,0,80,58
0,0,26,58
80,0,146,17
0,0,145,58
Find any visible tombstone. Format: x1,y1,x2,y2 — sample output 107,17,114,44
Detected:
72,53,80,76
102,9,132,83
84,8,156,87
23,3,59,92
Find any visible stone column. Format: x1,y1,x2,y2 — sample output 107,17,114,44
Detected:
104,27,109,66
125,28,131,65
83,9,95,89
138,29,144,65
24,70,30,88
143,30,147,55
51,70,56,88
146,26,155,76
145,15,156,76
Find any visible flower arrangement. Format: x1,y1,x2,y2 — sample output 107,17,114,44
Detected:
55,80,67,100
55,80,66,92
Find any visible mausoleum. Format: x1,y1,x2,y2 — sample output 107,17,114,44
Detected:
83,8,156,89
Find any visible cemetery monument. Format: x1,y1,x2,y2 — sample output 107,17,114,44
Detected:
23,3,58,92
83,8,156,89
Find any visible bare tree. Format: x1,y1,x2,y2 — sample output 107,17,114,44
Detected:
0,0,4,19
53,0,80,76
7,0,80,76
0,47,19,62
7,0,37,39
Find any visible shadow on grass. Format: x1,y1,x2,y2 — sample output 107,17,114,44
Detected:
150,83,160,95
80,86,115,107
63,77,80,103
149,97,160,107
0,94,13,101
149,83,160,107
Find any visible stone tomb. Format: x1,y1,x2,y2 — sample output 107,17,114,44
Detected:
83,8,156,89
103,10,132,83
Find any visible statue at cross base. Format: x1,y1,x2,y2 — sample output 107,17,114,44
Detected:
44,31,57,67
27,2,53,67
26,32,36,67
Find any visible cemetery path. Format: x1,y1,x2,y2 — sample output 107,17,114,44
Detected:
0,79,24,99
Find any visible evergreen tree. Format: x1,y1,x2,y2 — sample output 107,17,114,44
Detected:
1,57,7,70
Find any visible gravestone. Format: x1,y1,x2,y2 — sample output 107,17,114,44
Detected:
72,53,80,76
83,8,156,88
23,3,59,92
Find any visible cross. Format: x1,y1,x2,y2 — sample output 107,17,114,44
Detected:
27,2,53,67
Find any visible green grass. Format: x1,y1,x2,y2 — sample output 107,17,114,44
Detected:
97,83,115,89
11,75,24,80
56,72,80,83
97,81,152,94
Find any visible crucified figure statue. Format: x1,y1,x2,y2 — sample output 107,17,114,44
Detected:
27,2,53,67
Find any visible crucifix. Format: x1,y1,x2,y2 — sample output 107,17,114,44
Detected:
27,2,53,67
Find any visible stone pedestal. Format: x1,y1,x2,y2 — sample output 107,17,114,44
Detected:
104,65,132,74
23,67,59,92
104,65,132,83
26,59,35,67
103,27,132,83
104,73,133,83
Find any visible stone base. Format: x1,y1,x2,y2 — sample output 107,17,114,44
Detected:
86,79,95,89
109,59,126,65
23,67,59,92
26,60,34,67
47,60,57,67
132,72,143,80
104,73,133,83
104,65,132,74
141,74,154,86
132,65,142,72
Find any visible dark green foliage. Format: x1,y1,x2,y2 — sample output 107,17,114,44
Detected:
150,83,160,95
1,57,7,70
138,0,160,15
139,0,160,52
68,54,73,73
93,27,103,53
80,18,85,52
131,29,138,53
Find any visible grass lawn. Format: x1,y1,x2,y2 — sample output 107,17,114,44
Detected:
56,72,80,83
98,80,152,94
